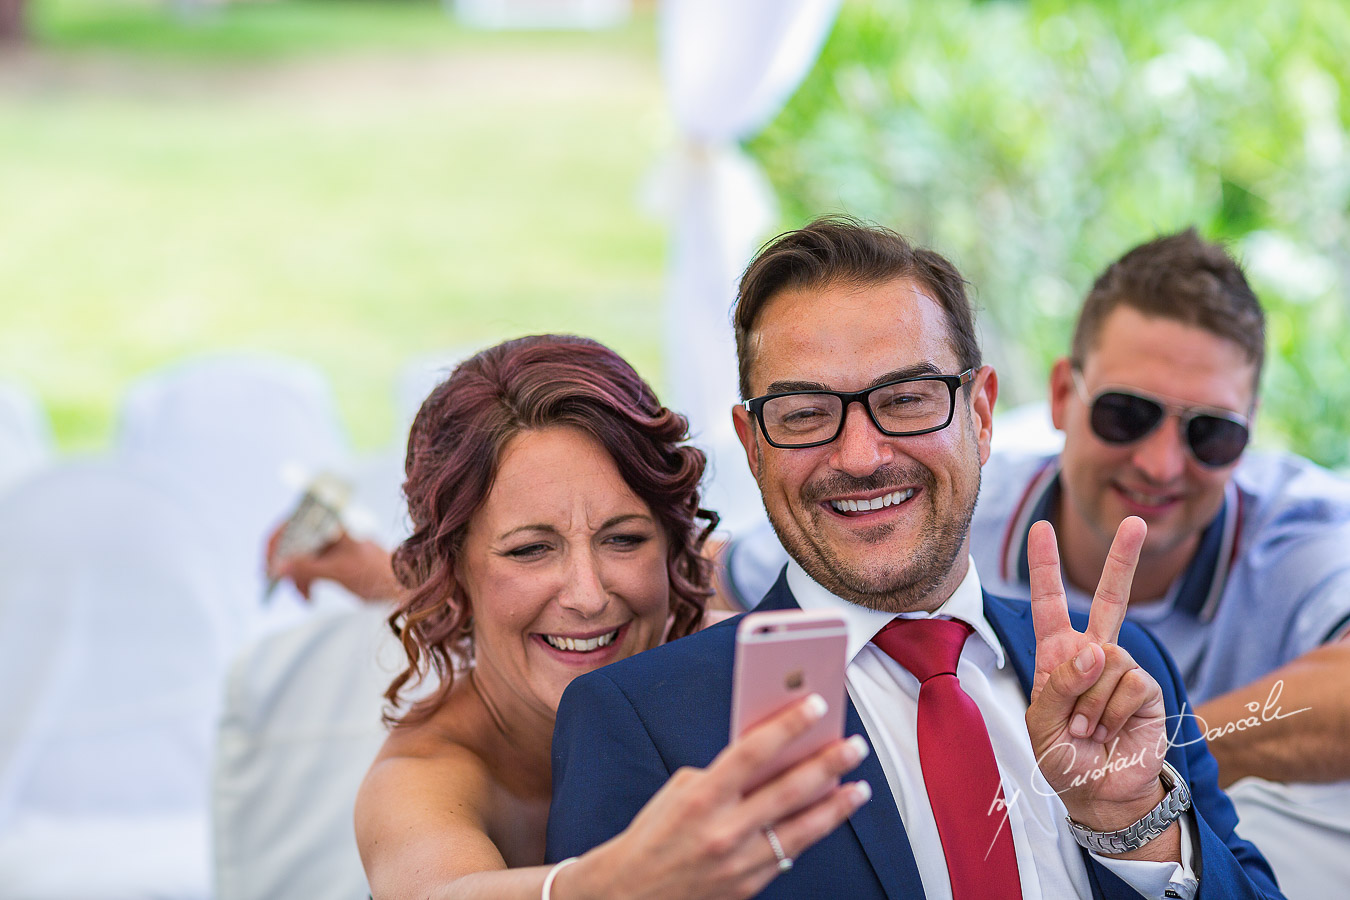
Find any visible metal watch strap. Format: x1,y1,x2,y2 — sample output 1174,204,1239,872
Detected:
1066,761,1193,855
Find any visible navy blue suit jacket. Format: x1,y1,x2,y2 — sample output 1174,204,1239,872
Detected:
547,572,1283,899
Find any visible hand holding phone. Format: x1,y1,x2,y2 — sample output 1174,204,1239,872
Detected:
730,610,848,789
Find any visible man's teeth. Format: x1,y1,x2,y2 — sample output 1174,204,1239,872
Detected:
830,489,915,513
1121,487,1173,506
542,629,619,652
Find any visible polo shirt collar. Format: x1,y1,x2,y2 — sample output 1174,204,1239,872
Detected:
1000,457,1240,622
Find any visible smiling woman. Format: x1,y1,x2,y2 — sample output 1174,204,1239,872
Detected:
354,334,871,900
454,428,672,713
382,334,712,730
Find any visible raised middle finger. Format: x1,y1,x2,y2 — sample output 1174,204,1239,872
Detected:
1085,516,1146,645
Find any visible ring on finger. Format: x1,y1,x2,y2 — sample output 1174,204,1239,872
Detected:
763,824,794,873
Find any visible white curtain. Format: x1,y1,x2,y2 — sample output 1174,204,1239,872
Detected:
657,0,840,533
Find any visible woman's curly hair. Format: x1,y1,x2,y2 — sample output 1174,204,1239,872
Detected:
384,334,718,726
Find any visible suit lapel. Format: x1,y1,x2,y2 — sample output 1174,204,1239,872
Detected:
981,591,1036,698
754,572,927,900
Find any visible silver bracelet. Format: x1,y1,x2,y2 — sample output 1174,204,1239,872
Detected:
1066,761,1193,855
542,857,580,900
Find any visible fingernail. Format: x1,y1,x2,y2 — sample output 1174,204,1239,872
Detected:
1071,714,1089,737
803,693,828,720
1092,724,1108,743
846,734,869,764
1075,646,1096,673
851,780,872,804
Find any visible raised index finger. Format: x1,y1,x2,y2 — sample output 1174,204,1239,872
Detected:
1085,516,1146,644
1027,519,1072,643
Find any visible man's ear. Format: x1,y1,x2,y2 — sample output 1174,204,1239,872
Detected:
971,365,998,465
1049,357,1074,431
732,404,762,479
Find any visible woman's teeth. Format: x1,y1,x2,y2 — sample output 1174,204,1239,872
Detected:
830,488,914,514
542,629,619,652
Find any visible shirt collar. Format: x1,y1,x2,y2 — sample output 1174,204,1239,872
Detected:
786,556,1006,668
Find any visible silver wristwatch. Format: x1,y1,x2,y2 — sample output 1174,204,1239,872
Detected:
1066,761,1192,855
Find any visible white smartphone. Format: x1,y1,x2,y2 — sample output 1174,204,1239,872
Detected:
730,610,848,788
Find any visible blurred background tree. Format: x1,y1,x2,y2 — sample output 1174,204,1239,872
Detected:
6,0,1349,467
752,0,1350,467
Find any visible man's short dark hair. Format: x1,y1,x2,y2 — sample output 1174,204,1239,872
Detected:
733,216,981,400
1072,228,1266,385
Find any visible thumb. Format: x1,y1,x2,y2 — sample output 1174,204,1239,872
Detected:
1030,642,1103,720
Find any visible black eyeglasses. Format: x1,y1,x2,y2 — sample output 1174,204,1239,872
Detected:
1071,369,1250,468
743,369,976,449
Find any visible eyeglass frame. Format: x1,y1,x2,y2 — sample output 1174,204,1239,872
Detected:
1069,367,1252,467
742,368,978,449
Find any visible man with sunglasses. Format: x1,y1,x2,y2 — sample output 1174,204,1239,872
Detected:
970,229,1350,896
548,218,1281,899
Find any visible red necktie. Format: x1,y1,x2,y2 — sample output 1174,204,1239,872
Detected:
872,617,1021,900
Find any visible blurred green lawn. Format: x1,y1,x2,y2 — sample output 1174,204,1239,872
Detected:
0,0,670,451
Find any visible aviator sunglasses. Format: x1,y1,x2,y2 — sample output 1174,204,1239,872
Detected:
1071,369,1251,468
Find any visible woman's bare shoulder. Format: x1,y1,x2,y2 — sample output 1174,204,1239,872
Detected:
360,689,494,814
355,695,512,894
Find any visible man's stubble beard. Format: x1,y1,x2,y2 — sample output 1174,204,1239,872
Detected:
759,457,983,615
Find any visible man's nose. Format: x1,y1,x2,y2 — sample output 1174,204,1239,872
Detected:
557,548,611,617
828,401,893,477
1130,417,1188,484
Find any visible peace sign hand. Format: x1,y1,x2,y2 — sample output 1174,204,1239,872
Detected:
1024,517,1170,834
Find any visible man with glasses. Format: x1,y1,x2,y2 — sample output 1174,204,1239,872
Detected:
547,218,1280,899
969,229,1350,896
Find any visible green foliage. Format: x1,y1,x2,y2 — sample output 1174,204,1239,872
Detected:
33,0,461,58
752,0,1350,467
33,0,653,61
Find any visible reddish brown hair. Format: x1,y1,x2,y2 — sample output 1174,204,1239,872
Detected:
385,334,717,725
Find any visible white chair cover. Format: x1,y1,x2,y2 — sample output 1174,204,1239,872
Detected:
1227,777,1350,899
213,604,407,900
0,814,210,900
0,462,236,898
0,381,53,497
346,450,414,551
117,353,355,639
336,345,482,557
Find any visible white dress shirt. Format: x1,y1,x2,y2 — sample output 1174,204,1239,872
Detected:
787,558,1198,900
